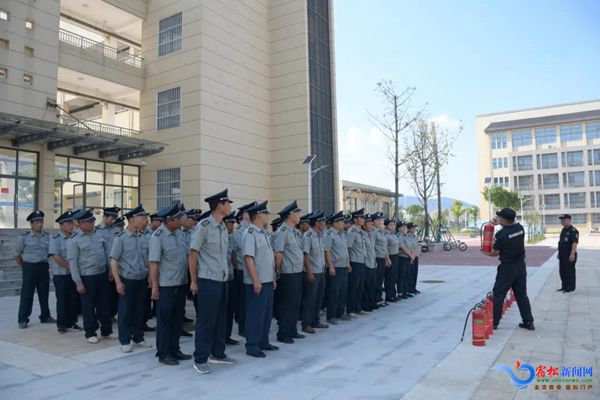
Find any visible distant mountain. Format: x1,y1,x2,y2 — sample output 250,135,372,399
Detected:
398,196,474,210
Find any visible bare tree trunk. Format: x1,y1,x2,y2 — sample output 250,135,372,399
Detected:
394,95,399,219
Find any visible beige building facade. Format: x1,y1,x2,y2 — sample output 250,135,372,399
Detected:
476,100,600,232
0,0,339,230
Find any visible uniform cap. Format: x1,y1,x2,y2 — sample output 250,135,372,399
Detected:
55,210,74,224
124,204,149,219
496,208,516,221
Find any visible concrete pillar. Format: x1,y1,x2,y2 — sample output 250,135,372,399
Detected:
102,102,116,126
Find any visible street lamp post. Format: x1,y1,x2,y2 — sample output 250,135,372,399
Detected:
484,177,492,220
303,155,317,212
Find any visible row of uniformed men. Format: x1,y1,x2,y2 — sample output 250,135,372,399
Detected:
14,189,421,375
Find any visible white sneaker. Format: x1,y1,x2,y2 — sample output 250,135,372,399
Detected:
86,336,99,344
134,340,153,348
120,344,133,353
208,356,237,365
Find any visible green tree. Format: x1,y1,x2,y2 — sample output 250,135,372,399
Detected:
469,205,480,226
450,200,465,229
482,186,520,211
524,211,542,241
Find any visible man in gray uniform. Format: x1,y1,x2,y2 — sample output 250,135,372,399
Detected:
98,206,121,318
110,204,152,353
15,210,54,329
396,221,415,299
324,211,351,324
231,201,257,338
407,223,421,295
301,211,328,334
241,201,279,357
189,189,237,375
346,209,367,317
224,211,240,345
148,202,191,366
385,219,400,302
273,200,305,344
372,212,390,306
49,210,81,333
362,214,378,312
67,209,112,343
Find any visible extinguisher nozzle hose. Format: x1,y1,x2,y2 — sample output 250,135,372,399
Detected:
460,303,480,343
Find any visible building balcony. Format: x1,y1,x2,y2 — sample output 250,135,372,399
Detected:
59,115,140,139
59,29,142,68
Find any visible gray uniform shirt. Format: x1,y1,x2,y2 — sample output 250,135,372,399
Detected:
273,222,304,274
408,232,421,257
110,228,148,280
148,223,188,287
48,231,71,275
303,228,325,274
241,224,275,284
374,228,388,259
398,232,411,258
227,233,235,281
190,215,229,282
346,225,367,264
97,223,117,263
365,231,376,269
67,229,108,284
14,231,49,263
323,228,349,269
181,228,193,249
387,231,400,255
232,222,250,272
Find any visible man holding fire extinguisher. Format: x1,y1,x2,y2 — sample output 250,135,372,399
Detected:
483,207,535,331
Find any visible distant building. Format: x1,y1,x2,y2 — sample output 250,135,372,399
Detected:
476,99,600,232
341,180,398,217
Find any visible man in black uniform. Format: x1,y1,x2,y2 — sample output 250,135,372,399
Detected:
483,208,535,331
557,214,578,293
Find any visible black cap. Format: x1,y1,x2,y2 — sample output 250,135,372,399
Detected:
310,210,326,222
270,217,282,227
299,212,313,223
124,204,149,219
344,214,352,223
204,189,233,208
371,212,384,220
558,214,571,220
156,202,185,220
363,214,373,222
103,206,121,217
384,218,393,226
186,209,202,220
396,220,406,228
198,210,211,221
55,210,74,224
73,208,96,222
224,211,237,223
26,210,45,222
496,208,516,221
247,201,269,215
236,201,257,217
327,211,345,224
114,216,125,227
278,200,302,219
407,222,418,229
150,212,164,222
351,209,365,219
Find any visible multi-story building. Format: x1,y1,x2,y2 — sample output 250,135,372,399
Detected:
341,180,397,217
0,0,339,231
476,100,600,232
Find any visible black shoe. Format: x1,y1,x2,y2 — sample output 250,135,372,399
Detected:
225,337,240,345
174,350,192,360
261,344,279,351
414,290,421,294
180,330,193,337
42,316,57,323
70,323,83,331
556,288,565,292
159,356,179,365
493,323,499,330
301,326,316,334
404,293,414,298
277,337,294,344
57,327,68,333
183,316,193,323
519,322,535,331
399,294,409,299
144,324,156,332
388,298,398,303
246,350,266,358
291,333,305,339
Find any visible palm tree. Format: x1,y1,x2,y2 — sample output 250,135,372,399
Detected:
470,205,480,226
450,200,465,230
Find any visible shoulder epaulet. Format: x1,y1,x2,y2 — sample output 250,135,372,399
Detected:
154,229,162,237
280,226,287,232
326,230,332,235
70,232,79,239
52,233,60,239
115,231,123,237
248,227,254,234
21,231,29,236
201,220,210,227
306,231,313,237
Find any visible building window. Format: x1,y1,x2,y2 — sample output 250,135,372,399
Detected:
157,87,180,130
513,155,533,171
563,171,585,188
24,46,34,57
0,9,8,20
560,124,582,142
0,147,38,228
589,149,600,166
535,127,556,145
587,122,600,140
512,129,532,148
515,175,534,191
541,173,559,190
25,19,34,29
544,214,560,225
156,168,180,209
591,192,600,208
158,12,182,56
592,213,600,223
537,153,558,169
23,73,32,85
491,131,507,149
0,38,8,49
561,150,584,167
542,194,560,210
492,157,508,169
570,214,587,224
0,67,6,79
564,192,586,209
53,156,139,224
590,170,600,187
492,159,497,169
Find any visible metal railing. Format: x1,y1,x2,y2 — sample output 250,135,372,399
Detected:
59,29,143,68
59,115,141,138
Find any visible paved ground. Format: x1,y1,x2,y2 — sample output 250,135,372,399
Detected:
0,234,596,400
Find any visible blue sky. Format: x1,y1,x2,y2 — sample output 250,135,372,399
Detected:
333,0,600,204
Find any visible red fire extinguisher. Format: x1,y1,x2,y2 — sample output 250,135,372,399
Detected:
510,288,516,305
472,303,487,347
481,222,495,253
485,293,494,337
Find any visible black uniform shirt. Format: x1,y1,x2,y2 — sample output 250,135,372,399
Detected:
558,225,579,254
493,223,526,264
